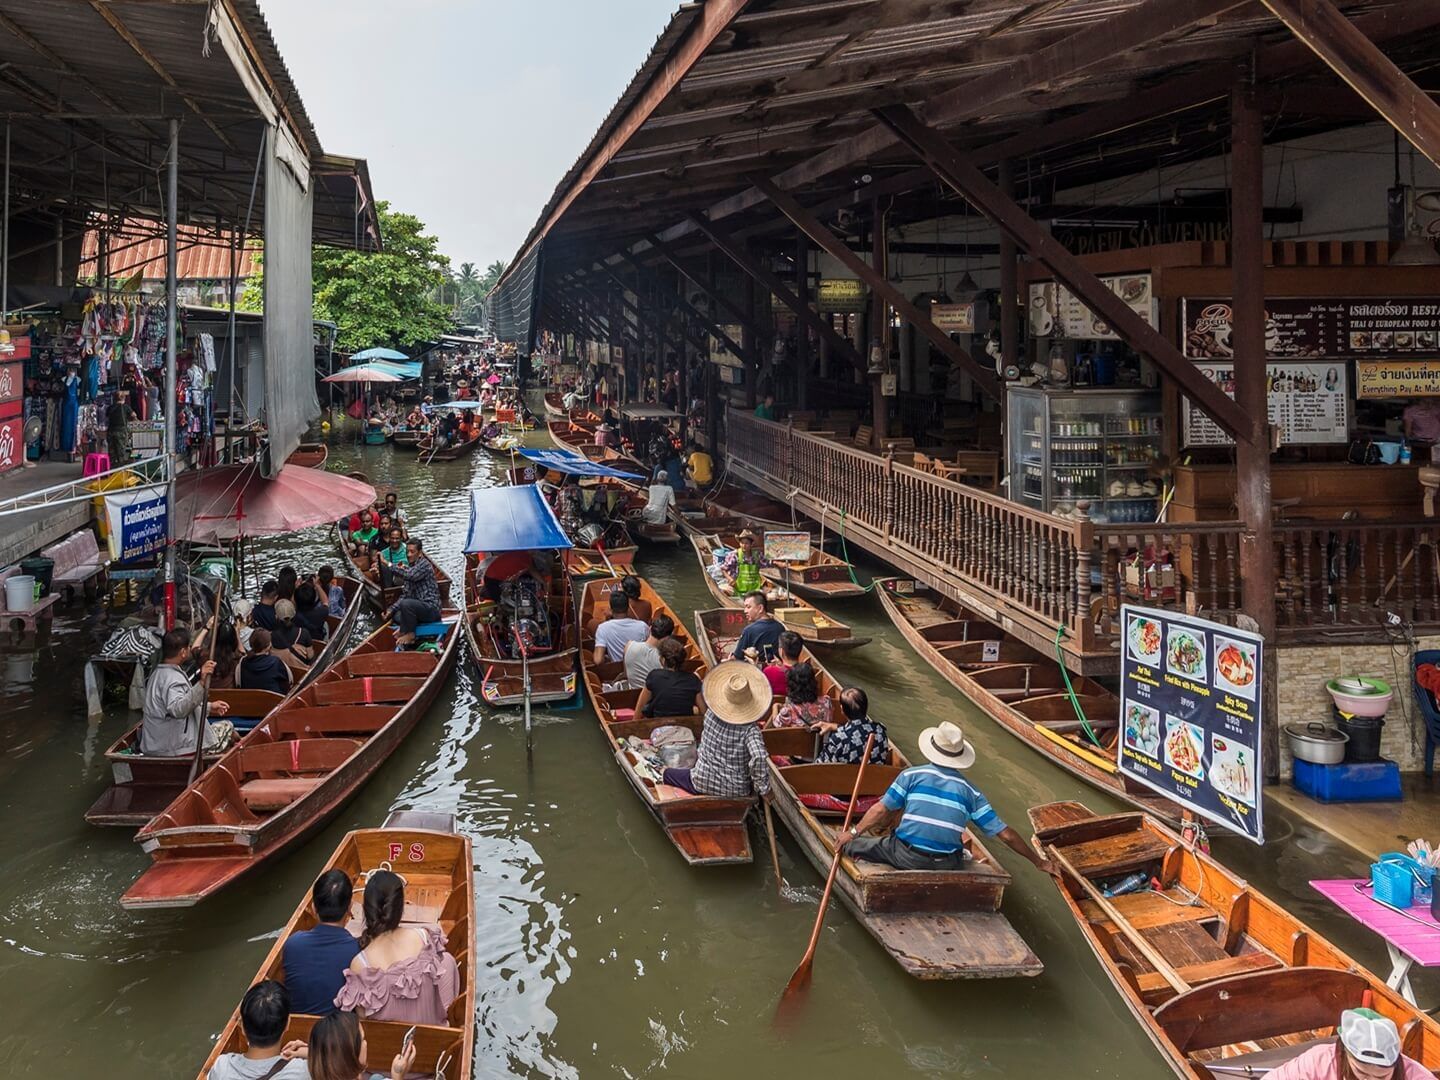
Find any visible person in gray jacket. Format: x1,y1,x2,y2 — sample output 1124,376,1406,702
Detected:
139,628,231,756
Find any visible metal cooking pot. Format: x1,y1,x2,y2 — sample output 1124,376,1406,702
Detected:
1284,721,1348,765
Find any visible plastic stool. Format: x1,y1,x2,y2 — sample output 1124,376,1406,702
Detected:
82,453,111,478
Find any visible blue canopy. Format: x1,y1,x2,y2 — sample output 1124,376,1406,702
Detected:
353,347,409,361
464,485,573,553
369,359,423,379
519,448,645,480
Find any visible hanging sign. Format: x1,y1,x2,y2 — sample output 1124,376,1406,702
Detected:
708,324,744,368
1119,605,1264,844
1182,361,1349,446
1028,275,1155,340
104,488,168,563
817,278,867,314
1355,359,1440,398
930,302,976,334
1182,297,1440,359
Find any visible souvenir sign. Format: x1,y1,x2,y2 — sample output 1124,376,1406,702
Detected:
817,278,867,314
763,530,811,563
1119,604,1264,844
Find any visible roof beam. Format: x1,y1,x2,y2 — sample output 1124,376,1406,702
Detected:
643,231,760,335
594,261,714,358
1261,0,1440,170
874,102,1248,440
752,174,1000,401
615,249,752,366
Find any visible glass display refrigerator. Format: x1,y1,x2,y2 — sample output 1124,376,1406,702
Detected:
1007,387,1163,522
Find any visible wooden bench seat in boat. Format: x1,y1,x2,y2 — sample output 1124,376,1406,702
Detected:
1079,890,1221,932
241,777,323,811
239,738,361,777
311,677,426,706
935,639,1036,665
343,653,438,678
275,705,396,738
1057,828,1172,877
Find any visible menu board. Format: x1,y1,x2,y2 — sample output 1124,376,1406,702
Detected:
1182,298,1440,359
1119,605,1264,844
1028,274,1155,340
1182,361,1349,446
1355,359,1440,398
817,278,867,314
763,530,811,563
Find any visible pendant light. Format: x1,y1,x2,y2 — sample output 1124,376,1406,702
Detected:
954,202,980,298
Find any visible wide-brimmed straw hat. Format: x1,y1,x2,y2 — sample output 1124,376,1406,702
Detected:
702,660,774,724
918,720,977,769
737,528,757,541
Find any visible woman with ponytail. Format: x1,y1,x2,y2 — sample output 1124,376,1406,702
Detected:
333,870,460,1026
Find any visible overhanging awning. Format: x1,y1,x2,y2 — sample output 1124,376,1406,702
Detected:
519,449,645,480
464,485,573,554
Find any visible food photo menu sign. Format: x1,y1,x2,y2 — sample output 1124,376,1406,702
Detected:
1118,605,1265,844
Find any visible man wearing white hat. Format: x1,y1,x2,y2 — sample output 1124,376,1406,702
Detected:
839,720,1056,876
1266,1007,1428,1079
659,661,774,799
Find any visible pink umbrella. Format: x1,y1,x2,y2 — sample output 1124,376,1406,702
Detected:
175,464,377,542
323,366,404,384
486,373,502,385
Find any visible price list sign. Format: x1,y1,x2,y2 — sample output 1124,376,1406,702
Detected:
1118,605,1265,844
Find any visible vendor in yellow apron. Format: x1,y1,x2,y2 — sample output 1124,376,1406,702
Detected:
731,529,764,594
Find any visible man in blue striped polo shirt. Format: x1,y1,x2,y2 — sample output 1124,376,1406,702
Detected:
840,720,1057,875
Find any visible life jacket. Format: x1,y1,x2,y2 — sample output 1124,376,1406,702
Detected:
733,549,763,594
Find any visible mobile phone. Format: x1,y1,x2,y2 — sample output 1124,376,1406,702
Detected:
401,1025,417,1055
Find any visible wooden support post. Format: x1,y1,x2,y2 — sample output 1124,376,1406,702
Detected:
745,258,758,410
795,231,810,411
998,159,1019,398
871,196,889,443
1231,73,1279,782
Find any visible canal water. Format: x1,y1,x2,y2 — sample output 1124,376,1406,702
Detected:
0,434,1424,1078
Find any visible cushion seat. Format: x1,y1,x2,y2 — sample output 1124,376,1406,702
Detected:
240,777,322,811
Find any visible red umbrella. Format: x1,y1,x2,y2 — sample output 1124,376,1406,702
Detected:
175,464,377,542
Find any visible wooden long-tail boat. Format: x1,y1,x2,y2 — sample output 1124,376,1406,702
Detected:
694,483,809,533
875,577,1184,828
543,391,568,420
284,442,328,469
86,576,365,828
464,548,578,706
418,433,481,461
689,532,870,652
193,810,474,1080
1029,800,1440,1077
391,427,426,448
120,613,462,909
334,529,453,612
580,576,812,865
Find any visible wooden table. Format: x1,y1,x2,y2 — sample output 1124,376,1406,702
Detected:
1311,878,1440,1005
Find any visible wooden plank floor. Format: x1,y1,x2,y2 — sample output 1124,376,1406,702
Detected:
1267,772,1440,861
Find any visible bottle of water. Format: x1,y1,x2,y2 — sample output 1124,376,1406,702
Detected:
1102,871,1150,898
1401,441,1413,465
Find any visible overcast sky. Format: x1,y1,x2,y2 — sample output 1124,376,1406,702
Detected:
264,0,675,271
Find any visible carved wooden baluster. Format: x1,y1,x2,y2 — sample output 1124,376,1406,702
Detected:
1405,525,1418,623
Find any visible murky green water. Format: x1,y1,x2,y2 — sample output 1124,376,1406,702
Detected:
0,432,1428,1077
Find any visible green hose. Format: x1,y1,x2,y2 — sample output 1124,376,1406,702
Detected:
834,510,875,593
1055,624,1104,748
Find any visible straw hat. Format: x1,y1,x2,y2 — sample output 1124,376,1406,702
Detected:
737,528,757,541
702,660,774,725
918,720,977,769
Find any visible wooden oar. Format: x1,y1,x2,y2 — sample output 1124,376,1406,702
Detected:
777,733,875,1014
763,799,785,898
186,579,227,785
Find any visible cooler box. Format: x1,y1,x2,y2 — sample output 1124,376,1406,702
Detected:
1292,757,1402,803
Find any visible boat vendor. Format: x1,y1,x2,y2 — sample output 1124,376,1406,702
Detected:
660,660,773,798
1265,1008,1431,1080
138,628,232,756
721,530,768,595
839,720,1056,877
385,538,442,648
404,405,425,429
733,590,783,664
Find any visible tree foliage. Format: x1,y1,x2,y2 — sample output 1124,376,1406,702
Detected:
241,201,454,352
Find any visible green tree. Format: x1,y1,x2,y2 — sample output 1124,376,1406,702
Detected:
241,201,453,351
479,259,507,295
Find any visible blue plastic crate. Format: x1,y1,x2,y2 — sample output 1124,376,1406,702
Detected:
1292,757,1402,803
1372,860,1414,907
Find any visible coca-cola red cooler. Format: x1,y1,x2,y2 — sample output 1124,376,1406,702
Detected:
0,359,22,475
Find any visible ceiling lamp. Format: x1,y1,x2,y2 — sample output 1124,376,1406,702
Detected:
954,269,980,297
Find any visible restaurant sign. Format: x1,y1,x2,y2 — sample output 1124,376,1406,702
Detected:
1028,274,1155,340
817,278,867,314
1182,361,1349,446
1182,297,1440,359
1119,605,1264,844
1355,359,1440,398
930,301,976,334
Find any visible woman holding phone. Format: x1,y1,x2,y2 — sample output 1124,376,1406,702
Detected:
302,1010,415,1080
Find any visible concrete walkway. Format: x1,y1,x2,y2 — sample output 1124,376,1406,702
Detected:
0,459,97,567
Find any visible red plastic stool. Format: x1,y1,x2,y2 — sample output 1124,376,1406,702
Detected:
82,452,111,478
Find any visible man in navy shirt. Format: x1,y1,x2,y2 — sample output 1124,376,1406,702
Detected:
733,591,784,665
281,869,359,1014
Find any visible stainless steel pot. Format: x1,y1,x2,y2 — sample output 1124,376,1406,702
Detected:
1284,721,1348,765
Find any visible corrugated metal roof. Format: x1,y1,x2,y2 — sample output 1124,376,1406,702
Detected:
78,223,259,282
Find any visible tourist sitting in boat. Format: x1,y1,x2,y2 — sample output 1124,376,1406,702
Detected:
232,597,256,651
733,590,783,664
839,719,1056,877
385,538,441,648
282,869,359,1017
637,637,703,718
773,662,833,730
659,660,773,798
236,629,292,694
642,478,676,528
623,614,674,689
1265,1007,1430,1080
720,530,769,596
319,565,347,617
348,510,380,558
253,579,280,631
382,492,408,536
304,1009,414,1080
761,631,803,697
592,588,648,664
139,628,232,756
209,622,243,691
404,405,425,429
621,575,653,623
334,868,460,1024
205,980,307,1080
376,528,409,588
270,600,314,665
293,582,330,643
814,687,888,763
685,442,713,490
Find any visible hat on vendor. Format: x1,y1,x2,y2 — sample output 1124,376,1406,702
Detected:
702,660,773,724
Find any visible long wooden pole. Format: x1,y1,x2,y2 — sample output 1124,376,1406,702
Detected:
764,800,785,898
187,579,226,785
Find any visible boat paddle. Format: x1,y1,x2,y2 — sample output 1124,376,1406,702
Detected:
763,798,785,899
187,579,227,785
776,732,875,1020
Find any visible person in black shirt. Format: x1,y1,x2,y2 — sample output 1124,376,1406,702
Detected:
236,629,292,694
637,638,703,718
252,579,280,631
734,591,784,665
269,599,313,663
293,581,330,642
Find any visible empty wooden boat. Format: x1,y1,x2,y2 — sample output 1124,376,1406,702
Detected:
543,391,569,419
193,810,474,1080
580,576,812,865
86,576,365,829
120,613,462,909
758,545,864,600
1029,800,1440,1077
695,483,808,533
284,442,328,470
876,577,1184,828
390,427,426,448
689,532,871,652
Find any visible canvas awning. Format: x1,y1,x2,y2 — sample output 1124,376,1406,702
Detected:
620,405,681,420
463,485,573,553
175,465,376,543
519,449,645,480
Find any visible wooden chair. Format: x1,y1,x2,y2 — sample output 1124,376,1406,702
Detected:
946,450,1001,490
852,424,873,450
912,451,935,473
